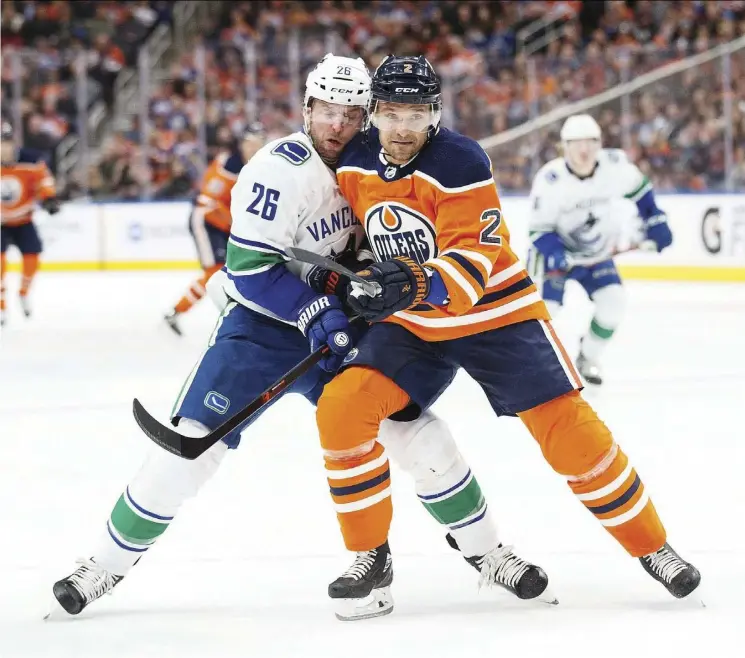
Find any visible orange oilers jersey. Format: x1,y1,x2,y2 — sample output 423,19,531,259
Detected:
336,127,549,342
1,155,56,226
194,151,244,233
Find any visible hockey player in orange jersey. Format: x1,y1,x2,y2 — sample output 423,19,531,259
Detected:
1,122,59,326
164,125,266,335
311,55,701,620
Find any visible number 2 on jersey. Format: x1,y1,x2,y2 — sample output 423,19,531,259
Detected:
479,208,502,246
246,183,281,221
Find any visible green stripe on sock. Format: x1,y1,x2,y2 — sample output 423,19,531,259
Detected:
110,495,170,545
421,477,485,525
590,318,615,340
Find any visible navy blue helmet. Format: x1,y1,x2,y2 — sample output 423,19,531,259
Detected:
370,55,441,107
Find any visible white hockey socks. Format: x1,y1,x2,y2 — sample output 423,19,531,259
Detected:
581,283,626,362
379,411,500,558
93,419,228,576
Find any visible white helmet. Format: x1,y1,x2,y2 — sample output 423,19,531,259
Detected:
560,114,601,142
304,53,371,108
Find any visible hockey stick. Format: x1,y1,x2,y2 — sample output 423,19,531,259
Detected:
132,342,331,459
133,247,382,459
284,246,382,296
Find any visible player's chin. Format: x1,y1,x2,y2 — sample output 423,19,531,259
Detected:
320,138,345,157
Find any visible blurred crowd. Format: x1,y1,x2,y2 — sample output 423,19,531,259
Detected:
1,1,175,170
2,0,744,196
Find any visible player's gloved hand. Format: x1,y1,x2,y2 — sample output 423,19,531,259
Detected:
306,247,375,313
296,295,354,372
533,232,569,274
347,256,429,323
544,250,569,274
644,214,672,252
41,197,60,215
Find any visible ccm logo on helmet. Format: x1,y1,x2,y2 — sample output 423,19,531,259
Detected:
395,87,420,93
330,88,354,93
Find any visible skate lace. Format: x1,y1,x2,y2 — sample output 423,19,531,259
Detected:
644,548,687,583
341,550,376,580
68,558,118,602
477,545,530,590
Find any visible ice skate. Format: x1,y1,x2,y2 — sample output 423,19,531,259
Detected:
46,558,122,618
164,310,183,336
19,294,31,318
446,533,557,604
328,540,393,621
577,348,603,385
640,543,701,599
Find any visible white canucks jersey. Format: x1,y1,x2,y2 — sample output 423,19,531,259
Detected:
528,149,650,266
218,131,364,322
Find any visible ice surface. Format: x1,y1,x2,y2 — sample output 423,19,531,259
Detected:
1,272,743,658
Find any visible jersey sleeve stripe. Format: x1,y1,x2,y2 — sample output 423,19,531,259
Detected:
427,257,480,306
441,251,486,288
228,234,287,256
442,248,492,276
475,275,533,307
486,261,526,287
414,170,494,194
226,241,285,272
396,290,543,328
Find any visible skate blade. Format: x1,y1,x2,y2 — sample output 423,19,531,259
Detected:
333,586,394,621
533,585,559,605
43,598,73,621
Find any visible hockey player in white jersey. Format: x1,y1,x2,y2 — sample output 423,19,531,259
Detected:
48,54,552,621
527,114,673,385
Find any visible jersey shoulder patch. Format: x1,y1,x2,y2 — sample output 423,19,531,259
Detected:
271,140,311,166
538,159,563,184
417,128,492,190
602,148,627,165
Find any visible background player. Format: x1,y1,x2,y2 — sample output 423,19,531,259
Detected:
315,55,700,620
164,125,266,336
1,121,60,326
527,114,673,384
49,54,551,619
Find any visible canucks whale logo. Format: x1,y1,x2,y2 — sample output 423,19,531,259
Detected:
365,202,437,265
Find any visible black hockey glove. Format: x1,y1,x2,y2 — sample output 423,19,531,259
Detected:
347,256,430,323
41,197,61,215
307,245,375,313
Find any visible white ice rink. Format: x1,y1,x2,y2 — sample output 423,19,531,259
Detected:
1,272,744,658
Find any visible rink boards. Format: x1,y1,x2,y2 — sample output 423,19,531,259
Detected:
4,195,745,281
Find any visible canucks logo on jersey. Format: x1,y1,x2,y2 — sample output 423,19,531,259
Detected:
365,201,438,264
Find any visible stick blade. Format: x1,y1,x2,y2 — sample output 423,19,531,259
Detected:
132,398,200,459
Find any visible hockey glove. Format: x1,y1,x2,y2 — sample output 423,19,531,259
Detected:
347,256,429,323
306,247,375,314
643,214,672,252
533,232,569,275
41,197,61,215
297,295,354,372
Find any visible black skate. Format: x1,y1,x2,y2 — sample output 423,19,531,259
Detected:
446,533,557,604
48,558,123,616
640,543,701,599
328,540,393,621
164,311,182,336
577,350,602,385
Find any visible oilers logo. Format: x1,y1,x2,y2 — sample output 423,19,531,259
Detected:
365,202,437,265
1,176,22,204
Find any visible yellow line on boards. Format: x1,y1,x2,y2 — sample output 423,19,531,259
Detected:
617,265,745,282
4,262,745,281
